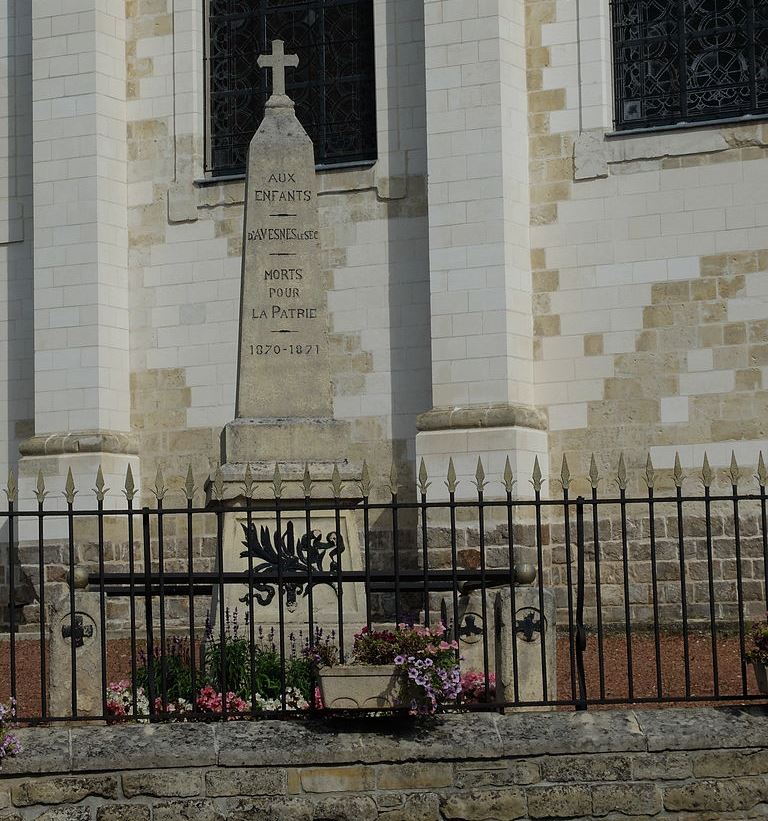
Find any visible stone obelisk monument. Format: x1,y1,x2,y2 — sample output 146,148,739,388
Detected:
222,40,349,485
236,40,331,418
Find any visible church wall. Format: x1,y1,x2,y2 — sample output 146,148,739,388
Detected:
125,0,432,497
525,0,768,492
0,0,34,623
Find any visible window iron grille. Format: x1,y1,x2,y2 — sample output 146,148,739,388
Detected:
611,0,768,131
205,0,377,176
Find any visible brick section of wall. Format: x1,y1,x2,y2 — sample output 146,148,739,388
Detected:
3,709,768,819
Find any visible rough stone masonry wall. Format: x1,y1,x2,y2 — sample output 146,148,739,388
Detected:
3,708,768,820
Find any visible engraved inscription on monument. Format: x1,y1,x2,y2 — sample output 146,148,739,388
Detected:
236,40,332,420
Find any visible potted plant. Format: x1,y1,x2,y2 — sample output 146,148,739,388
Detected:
747,618,768,694
314,623,461,713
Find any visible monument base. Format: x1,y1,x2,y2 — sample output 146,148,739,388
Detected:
223,417,353,465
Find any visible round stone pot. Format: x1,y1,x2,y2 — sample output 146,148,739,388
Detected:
317,664,400,709
753,661,768,695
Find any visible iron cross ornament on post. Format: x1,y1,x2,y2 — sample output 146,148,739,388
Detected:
61,614,94,648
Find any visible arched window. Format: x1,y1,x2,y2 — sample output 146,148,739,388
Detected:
611,0,768,130
205,0,377,176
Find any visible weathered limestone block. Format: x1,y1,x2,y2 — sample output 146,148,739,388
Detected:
539,753,633,783
70,724,216,772
33,809,92,821
526,784,592,819
47,590,103,719
298,765,374,793
204,768,286,797
375,762,453,790
152,799,223,821
494,586,557,707
453,760,540,789
663,776,768,812
96,806,151,821
11,776,117,807
440,789,527,821
691,749,768,778
376,792,440,821
497,710,645,756
0,728,71,775
591,782,663,816
122,771,202,798
222,797,313,821
312,795,377,821
630,751,693,780
215,721,363,767
637,707,768,751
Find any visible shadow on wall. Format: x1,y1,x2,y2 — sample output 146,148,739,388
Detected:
1,1,35,630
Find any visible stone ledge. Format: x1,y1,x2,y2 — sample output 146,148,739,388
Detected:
19,431,139,458
4,708,767,777
575,122,768,180
416,403,548,433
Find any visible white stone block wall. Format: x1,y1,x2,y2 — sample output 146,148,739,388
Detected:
528,0,768,485
423,0,534,409
31,0,130,437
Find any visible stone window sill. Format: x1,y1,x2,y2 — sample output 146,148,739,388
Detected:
574,119,768,181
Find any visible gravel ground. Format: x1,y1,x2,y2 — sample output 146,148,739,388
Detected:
0,629,764,719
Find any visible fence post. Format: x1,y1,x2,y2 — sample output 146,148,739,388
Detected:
142,507,156,716
575,497,588,710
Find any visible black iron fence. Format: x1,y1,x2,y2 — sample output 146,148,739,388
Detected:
1,453,768,722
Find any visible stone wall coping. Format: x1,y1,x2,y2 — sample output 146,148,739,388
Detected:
3,707,766,779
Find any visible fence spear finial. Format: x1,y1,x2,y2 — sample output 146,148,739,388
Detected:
644,453,655,489
473,457,487,492
302,463,313,498
445,458,458,494
589,454,600,489
211,464,224,501
272,463,284,499
63,467,77,505
503,455,515,493
331,463,343,498
123,464,137,502
152,465,167,501
559,454,571,491
5,468,18,505
729,451,740,487
93,465,108,502
530,456,543,493
358,461,371,498
241,463,254,500
673,452,684,488
758,452,768,487
185,464,197,501
418,458,430,496
388,462,399,497
617,453,628,491
701,452,713,488
34,470,48,505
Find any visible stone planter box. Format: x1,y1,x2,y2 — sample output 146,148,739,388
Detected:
753,661,768,694
317,664,400,709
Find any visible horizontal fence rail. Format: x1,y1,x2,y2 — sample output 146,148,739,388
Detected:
0,452,767,722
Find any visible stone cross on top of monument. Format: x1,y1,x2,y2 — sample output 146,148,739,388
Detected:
258,39,299,100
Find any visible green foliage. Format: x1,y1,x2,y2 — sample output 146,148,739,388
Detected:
747,618,768,665
137,637,193,703
351,624,457,666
